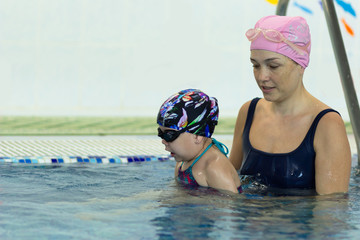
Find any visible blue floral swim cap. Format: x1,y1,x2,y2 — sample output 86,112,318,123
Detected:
157,89,219,137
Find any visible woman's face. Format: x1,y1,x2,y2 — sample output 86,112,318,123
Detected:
250,50,304,102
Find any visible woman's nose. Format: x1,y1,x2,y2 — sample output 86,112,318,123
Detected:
256,67,270,81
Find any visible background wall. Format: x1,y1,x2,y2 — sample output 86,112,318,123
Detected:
0,0,359,121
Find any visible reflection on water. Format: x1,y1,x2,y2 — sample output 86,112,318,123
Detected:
1,160,360,239
235,194,353,239
151,164,360,239
152,187,356,239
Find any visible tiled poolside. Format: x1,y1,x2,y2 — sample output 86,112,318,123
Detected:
0,135,356,164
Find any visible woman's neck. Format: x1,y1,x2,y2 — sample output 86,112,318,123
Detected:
271,88,313,116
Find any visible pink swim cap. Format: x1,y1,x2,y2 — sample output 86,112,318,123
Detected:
248,15,311,68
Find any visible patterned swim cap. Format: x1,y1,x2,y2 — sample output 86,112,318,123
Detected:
157,89,219,138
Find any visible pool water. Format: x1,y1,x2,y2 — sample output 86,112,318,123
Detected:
1,159,360,240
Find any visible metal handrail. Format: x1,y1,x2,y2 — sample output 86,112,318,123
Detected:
275,0,290,15
276,0,360,164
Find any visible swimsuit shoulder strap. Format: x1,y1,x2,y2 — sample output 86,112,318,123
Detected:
189,142,213,168
244,98,261,131
211,138,229,157
308,108,340,140
182,138,229,169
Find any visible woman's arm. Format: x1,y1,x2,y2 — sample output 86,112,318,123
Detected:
314,112,351,195
229,101,251,170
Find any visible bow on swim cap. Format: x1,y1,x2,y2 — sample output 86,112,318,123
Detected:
249,15,311,68
157,89,219,138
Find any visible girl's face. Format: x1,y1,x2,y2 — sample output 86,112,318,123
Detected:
250,50,304,102
158,126,198,162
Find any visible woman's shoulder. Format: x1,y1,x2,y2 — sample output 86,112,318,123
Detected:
233,98,263,136
310,98,346,135
241,97,262,107
315,108,345,131
239,99,252,111
311,98,343,122
238,98,262,116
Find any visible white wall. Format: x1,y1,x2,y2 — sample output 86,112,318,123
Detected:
0,0,359,121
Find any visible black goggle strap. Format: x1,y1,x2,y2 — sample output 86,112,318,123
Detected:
159,114,217,139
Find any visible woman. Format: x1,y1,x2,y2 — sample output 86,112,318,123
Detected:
229,15,351,195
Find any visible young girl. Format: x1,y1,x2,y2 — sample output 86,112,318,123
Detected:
157,89,242,194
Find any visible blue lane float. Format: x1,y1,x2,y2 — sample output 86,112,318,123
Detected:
0,155,173,164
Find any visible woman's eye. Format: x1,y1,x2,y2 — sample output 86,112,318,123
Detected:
269,65,279,69
252,65,260,69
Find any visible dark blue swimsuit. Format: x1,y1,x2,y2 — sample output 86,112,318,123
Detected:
240,98,339,189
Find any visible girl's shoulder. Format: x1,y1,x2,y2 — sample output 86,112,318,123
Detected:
203,147,230,169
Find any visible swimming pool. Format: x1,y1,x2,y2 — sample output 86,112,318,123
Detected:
1,136,360,239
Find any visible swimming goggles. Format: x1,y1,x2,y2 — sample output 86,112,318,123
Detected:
246,28,310,56
157,127,188,142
